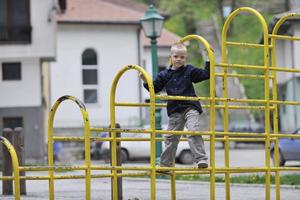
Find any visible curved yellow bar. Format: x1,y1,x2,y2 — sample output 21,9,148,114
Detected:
221,7,270,200
110,65,156,200
48,95,91,200
0,136,20,200
180,34,216,200
270,13,300,200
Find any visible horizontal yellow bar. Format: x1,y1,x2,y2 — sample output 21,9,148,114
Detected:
19,165,87,171
0,174,113,181
116,173,150,177
215,73,268,79
271,167,300,171
115,102,166,107
114,97,299,107
115,103,273,110
157,95,210,102
271,133,300,138
226,41,272,48
217,63,266,70
269,34,300,41
53,136,84,141
269,66,300,73
217,62,300,73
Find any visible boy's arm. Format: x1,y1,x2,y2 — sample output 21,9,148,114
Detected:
190,61,210,83
140,72,166,93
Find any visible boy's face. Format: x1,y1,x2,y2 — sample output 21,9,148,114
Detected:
170,49,187,69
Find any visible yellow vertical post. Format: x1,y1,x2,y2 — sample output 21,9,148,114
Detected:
261,16,271,200
221,10,232,200
270,18,281,200
110,73,120,200
170,173,176,200
0,137,20,200
48,102,55,200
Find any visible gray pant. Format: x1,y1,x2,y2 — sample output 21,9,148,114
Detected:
160,108,207,167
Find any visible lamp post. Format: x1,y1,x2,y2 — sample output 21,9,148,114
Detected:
140,5,164,164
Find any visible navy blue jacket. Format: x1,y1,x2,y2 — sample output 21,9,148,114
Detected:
143,62,210,116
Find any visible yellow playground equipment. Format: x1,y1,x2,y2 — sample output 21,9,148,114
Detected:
1,7,300,200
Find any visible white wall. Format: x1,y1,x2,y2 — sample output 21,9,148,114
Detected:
51,24,141,128
293,24,300,77
0,58,41,107
0,0,56,60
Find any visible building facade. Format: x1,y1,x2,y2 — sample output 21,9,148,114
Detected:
0,0,57,162
51,0,180,131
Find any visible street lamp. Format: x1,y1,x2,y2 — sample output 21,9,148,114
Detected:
140,5,164,163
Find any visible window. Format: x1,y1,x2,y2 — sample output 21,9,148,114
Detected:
3,117,23,129
82,49,99,104
84,89,98,103
82,69,98,85
82,49,97,65
2,62,21,80
0,0,31,43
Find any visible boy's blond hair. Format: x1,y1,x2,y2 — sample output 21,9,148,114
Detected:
170,42,187,54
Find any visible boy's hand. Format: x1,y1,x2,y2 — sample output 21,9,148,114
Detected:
203,46,214,61
139,72,147,82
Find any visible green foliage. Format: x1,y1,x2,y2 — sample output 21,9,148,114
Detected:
164,15,187,37
136,0,278,100
173,174,300,185
135,0,148,4
226,13,274,100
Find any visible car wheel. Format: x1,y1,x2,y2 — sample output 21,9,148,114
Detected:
271,149,285,166
179,150,193,164
120,148,129,164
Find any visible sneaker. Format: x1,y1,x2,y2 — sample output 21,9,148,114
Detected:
197,160,208,168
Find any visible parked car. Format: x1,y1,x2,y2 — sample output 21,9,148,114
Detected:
84,132,108,160
270,128,300,166
229,121,264,146
100,125,194,164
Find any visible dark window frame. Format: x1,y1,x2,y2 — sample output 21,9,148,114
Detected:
82,48,99,104
0,0,31,44
2,62,22,80
84,89,98,104
82,49,98,65
3,117,23,129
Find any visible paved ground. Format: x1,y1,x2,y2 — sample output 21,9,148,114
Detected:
1,144,300,199
0,174,299,200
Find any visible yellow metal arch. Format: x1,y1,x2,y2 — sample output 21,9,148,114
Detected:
2,7,300,200
220,7,271,200
270,13,300,200
110,65,156,199
179,34,216,200
0,137,20,200
47,95,91,200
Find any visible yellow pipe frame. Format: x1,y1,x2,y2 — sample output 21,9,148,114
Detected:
1,7,300,200
180,34,216,200
110,65,156,199
221,7,270,200
47,95,91,200
270,13,300,200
